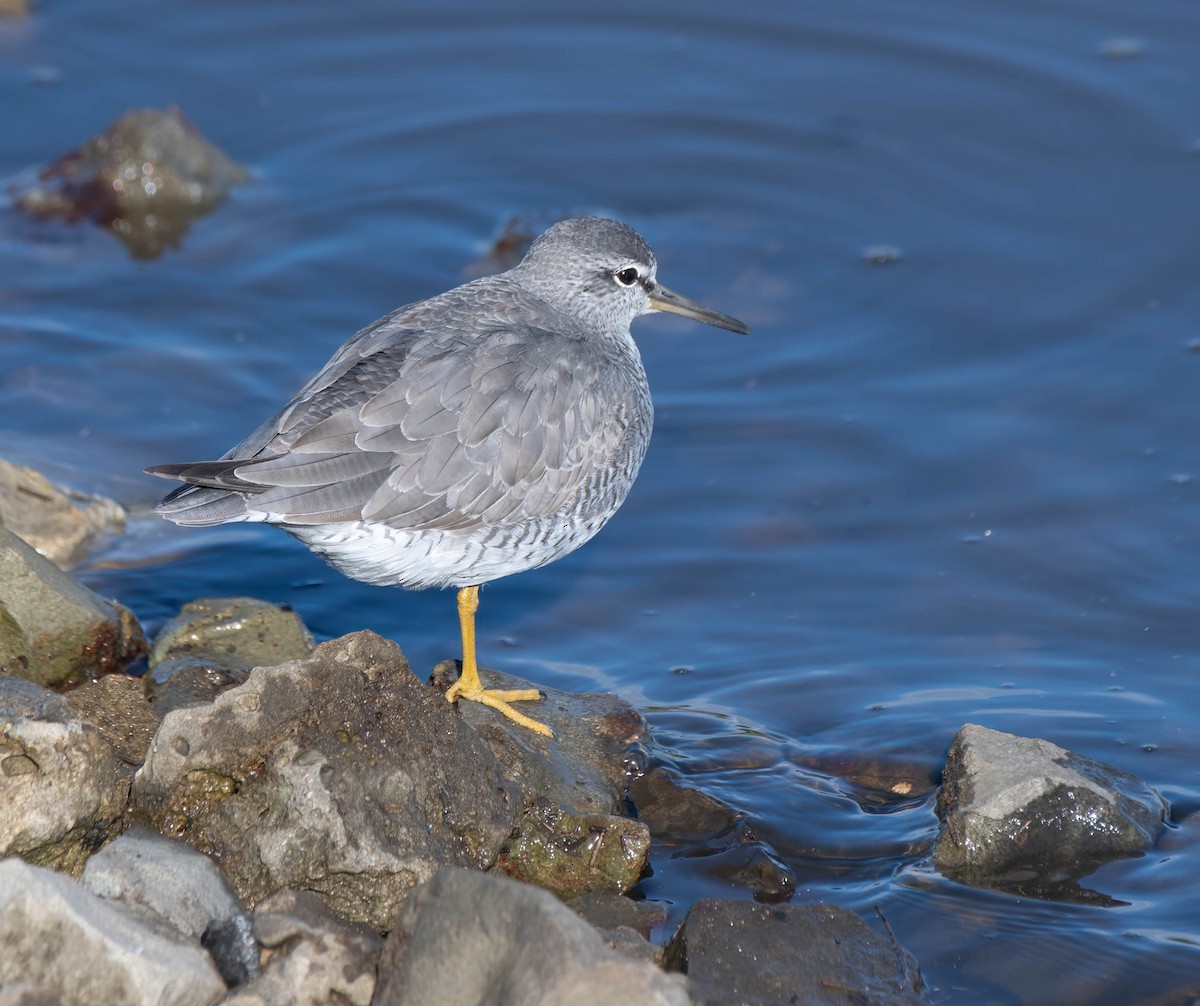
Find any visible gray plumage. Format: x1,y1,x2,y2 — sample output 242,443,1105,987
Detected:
148,217,748,592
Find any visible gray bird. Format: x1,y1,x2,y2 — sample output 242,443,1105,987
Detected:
147,217,749,736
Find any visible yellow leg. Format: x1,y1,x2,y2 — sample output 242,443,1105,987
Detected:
444,585,553,737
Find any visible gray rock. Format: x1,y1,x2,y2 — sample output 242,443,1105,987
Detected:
0,677,127,876
934,724,1166,884
0,984,61,1006
372,867,691,1006
567,893,670,965
145,597,314,714
65,673,160,768
665,900,927,1006
221,890,381,1006
81,828,248,942
567,891,670,941
431,661,656,896
0,858,226,1006
431,659,645,817
0,526,147,687
130,631,520,931
0,459,126,568
149,596,314,671
14,107,250,260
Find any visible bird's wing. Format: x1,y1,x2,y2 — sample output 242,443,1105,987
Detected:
155,318,638,531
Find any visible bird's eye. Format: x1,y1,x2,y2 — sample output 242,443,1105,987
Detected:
615,267,639,287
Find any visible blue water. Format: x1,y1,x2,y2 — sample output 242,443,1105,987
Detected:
3,1,1199,1001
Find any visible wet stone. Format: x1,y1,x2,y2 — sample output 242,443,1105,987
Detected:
145,597,314,713
935,723,1167,890
130,631,520,931
666,899,928,1006
0,526,147,687
14,106,249,259
566,891,670,941
0,676,128,876
144,656,251,715
0,459,126,568
495,795,650,897
66,673,160,768
431,659,645,817
630,765,796,902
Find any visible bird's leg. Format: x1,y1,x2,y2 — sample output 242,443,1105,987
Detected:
444,585,553,737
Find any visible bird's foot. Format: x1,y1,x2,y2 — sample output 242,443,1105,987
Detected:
445,676,554,737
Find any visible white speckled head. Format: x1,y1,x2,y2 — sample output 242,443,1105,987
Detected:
512,217,750,337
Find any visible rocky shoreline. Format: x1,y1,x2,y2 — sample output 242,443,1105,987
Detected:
0,460,1170,1004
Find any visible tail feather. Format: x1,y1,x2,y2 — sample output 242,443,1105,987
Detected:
148,459,269,527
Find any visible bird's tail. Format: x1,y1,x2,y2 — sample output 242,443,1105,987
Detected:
146,460,266,527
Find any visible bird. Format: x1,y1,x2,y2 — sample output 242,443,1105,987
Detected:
146,217,749,737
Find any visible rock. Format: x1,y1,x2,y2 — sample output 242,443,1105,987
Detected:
66,673,160,767
221,890,382,1006
0,0,29,19
800,751,938,803
130,631,520,931
14,106,250,259
432,661,658,897
567,893,670,964
495,796,650,897
567,891,670,941
0,677,127,876
0,459,126,568
149,596,314,670
0,858,226,1006
372,867,691,1006
0,526,148,687
934,724,1167,885
0,984,61,1006
630,766,795,902
81,828,250,943
202,914,259,990
431,660,644,817
145,597,313,714
665,900,927,1006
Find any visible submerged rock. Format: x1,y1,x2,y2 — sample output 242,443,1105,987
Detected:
14,106,249,259
0,676,128,875
630,765,795,903
0,526,147,687
145,597,314,714
130,631,520,931
373,867,690,1006
0,459,125,568
934,723,1166,889
665,900,927,1006
0,859,227,1006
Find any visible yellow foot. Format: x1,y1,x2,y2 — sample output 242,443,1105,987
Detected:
445,676,554,737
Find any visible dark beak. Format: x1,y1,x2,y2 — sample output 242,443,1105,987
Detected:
647,283,750,334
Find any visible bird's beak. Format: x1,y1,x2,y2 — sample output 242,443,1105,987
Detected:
647,283,750,335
